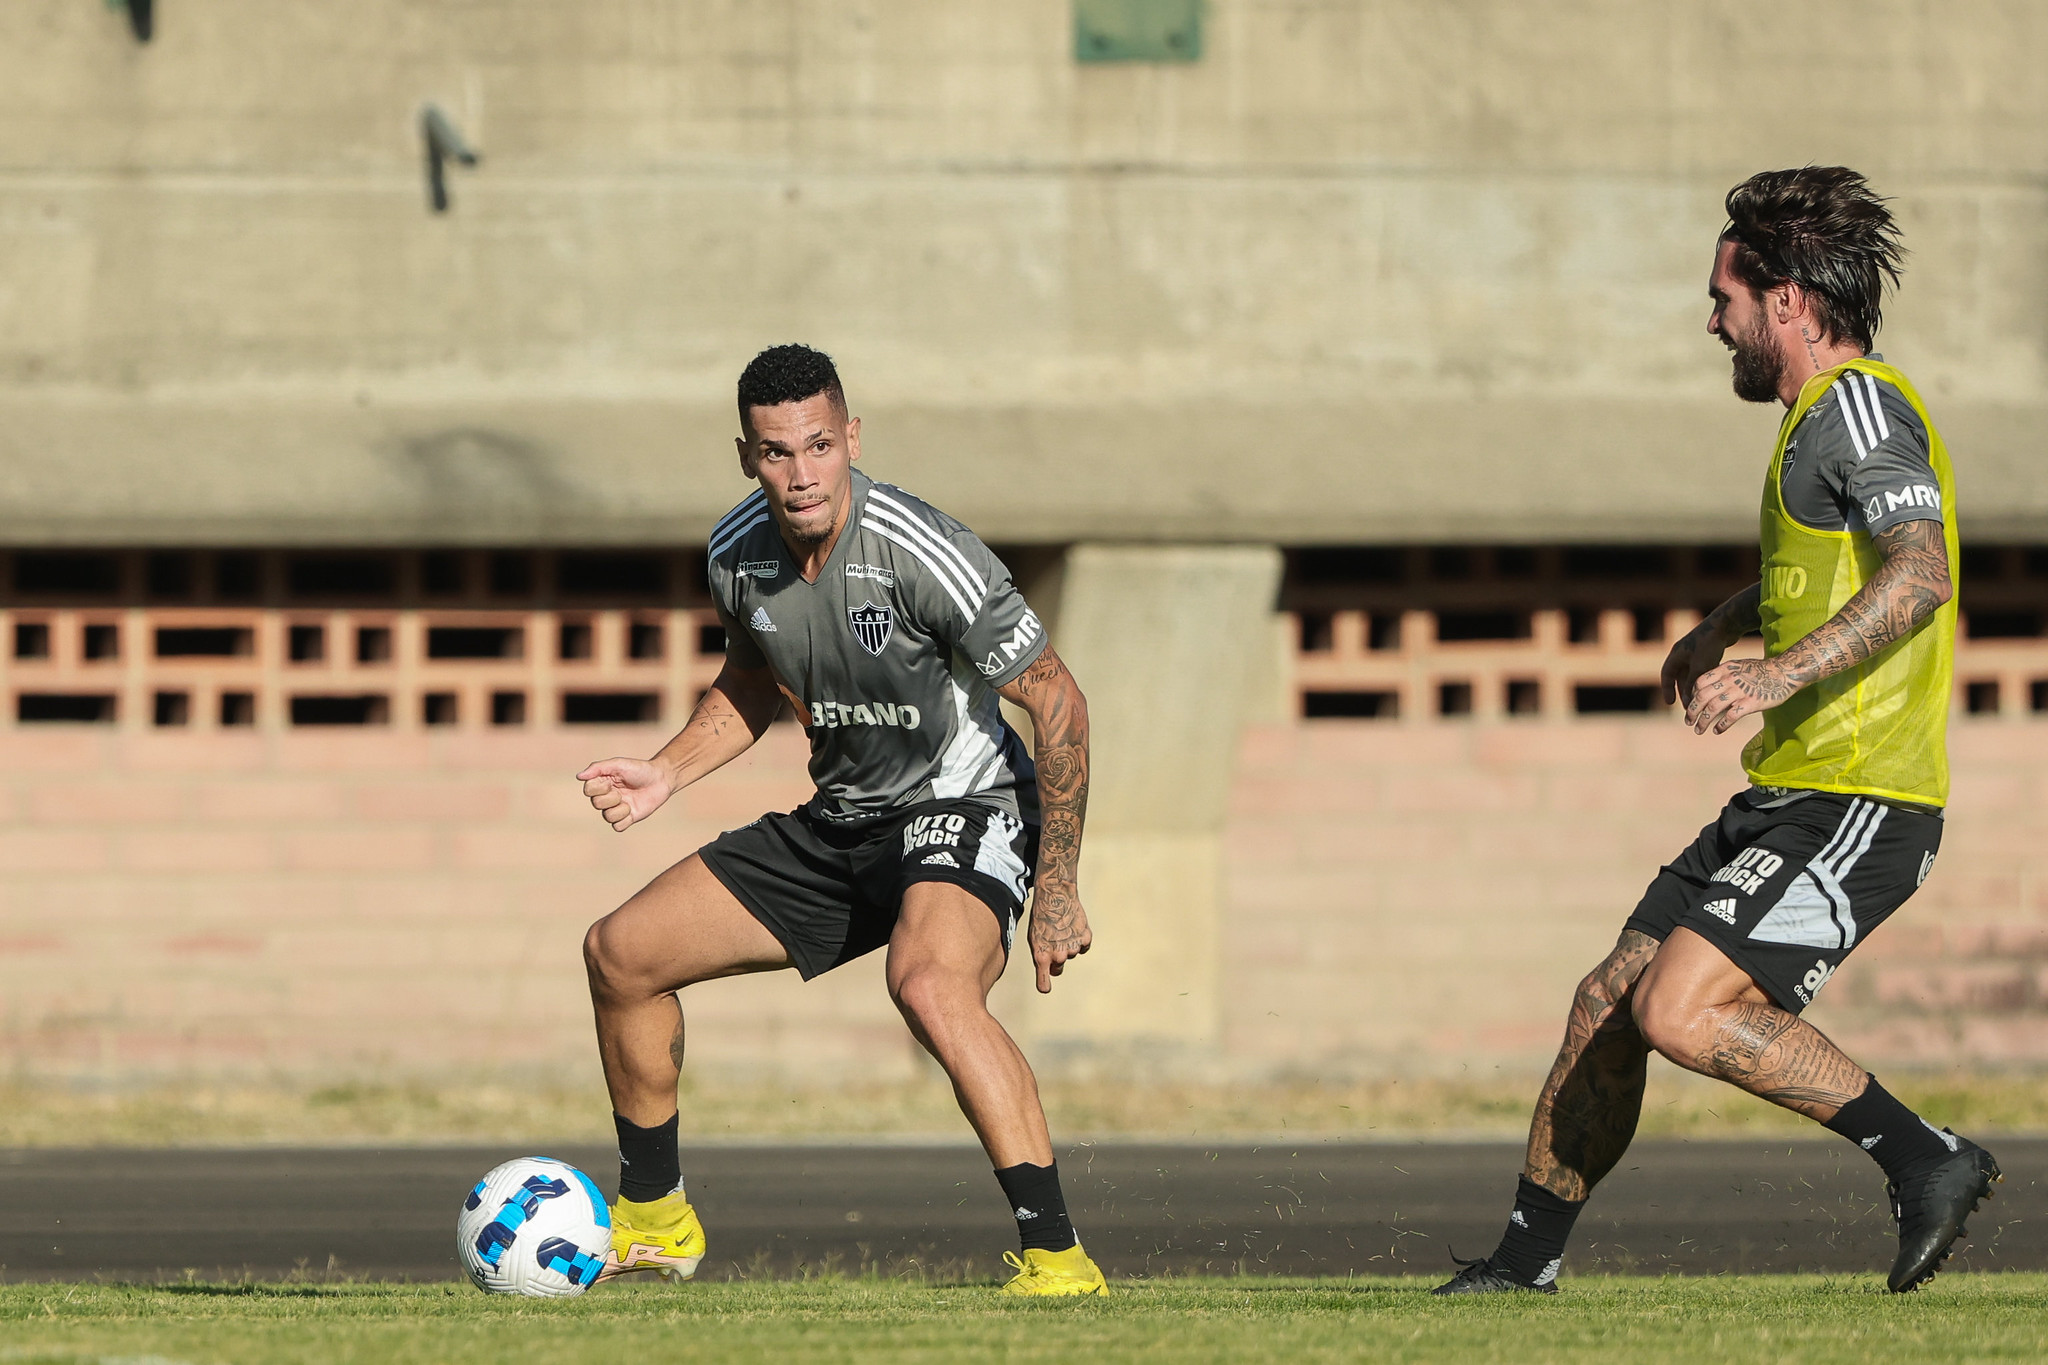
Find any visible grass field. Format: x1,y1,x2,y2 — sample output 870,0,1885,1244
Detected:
3,1275,2046,1365
8,1069,2046,1146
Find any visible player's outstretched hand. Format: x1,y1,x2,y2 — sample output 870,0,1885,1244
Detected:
1660,621,1728,708
575,757,675,833
1029,879,1093,994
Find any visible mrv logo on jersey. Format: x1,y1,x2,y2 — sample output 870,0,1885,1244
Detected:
1711,846,1784,895
808,699,922,730
976,610,1044,678
1863,485,1942,523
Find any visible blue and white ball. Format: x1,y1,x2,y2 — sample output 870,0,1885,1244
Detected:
458,1157,611,1296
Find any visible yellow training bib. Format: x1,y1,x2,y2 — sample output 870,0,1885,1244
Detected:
1743,358,1958,807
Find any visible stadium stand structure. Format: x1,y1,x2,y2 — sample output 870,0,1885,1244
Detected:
3,1,2047,1086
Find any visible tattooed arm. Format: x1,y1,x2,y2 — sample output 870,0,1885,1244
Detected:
1686,519,1952,736
576,659,784,832
996,645,1094,993
1660,582,1762,708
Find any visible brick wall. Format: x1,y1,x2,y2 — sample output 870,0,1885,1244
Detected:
0,725,930,1086
4,715,2045,1087
1223,717,2048,1075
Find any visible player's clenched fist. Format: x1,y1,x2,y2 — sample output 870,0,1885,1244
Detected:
575,757,675,833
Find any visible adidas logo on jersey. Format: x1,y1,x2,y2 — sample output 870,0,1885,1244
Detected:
922,851,959,868
750,606,776,633
1703,898,1738,925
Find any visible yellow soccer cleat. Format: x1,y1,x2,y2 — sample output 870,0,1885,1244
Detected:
600,1191,706,1284
1000,1243,1109,1297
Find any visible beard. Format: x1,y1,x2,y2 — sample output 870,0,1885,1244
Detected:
1727,314,1786,404
782,501,837,545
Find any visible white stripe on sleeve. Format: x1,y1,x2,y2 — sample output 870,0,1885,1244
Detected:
866,521,977,620
1832,385,1871,459
1858,374,1892,442
866,491,988,596
708,512,769,560
710,490,766,542
864,501,985,611
1843,376,1884,456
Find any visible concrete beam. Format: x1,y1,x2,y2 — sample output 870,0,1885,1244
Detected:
1001,543,1282,1071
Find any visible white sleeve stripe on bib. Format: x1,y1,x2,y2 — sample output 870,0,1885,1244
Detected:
867,490,987,596
866,519,978,620
1855,373,1891,441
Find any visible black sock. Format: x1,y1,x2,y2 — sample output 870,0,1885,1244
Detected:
993,1161,1077,1253
615,1111,682,1203
1489,1175,1584,1287
1823,1075,1957,1185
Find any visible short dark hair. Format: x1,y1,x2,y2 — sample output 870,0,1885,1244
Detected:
1720,167,1905,351
736,344,845,422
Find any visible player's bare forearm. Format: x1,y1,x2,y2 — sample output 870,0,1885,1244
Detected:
1703,582,1763,644
1661,584,1759,707
578,662,780,833
997,645,1093,992
1684,522,1950,734
647,661,781,788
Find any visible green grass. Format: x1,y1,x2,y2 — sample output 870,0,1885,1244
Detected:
4,1275,2047,1364
9,1068,2048,1146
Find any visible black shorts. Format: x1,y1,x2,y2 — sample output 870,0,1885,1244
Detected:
1623,788,1942,1014
699,798,1038,980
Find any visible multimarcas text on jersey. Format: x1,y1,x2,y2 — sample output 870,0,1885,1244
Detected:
707,470,1046,825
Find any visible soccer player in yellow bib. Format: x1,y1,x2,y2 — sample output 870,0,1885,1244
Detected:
1437,168,1998,1298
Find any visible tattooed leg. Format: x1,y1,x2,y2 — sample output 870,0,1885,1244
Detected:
1522,930,1659,1200
1632,927,1868,1120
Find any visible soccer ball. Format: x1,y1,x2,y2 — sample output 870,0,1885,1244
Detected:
458,1156,612,1296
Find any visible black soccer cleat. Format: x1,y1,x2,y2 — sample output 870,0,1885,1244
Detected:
1431,1252,1559,1296
1886,1131,2001,1293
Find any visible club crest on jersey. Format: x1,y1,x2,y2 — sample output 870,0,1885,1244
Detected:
848,600,894,656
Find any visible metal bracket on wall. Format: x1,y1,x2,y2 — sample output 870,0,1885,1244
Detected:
1074,0,1201,62
420,105,482,214
107,0,153,43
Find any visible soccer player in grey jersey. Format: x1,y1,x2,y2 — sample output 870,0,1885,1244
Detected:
1778,355,1942,538
577,345,1108,1296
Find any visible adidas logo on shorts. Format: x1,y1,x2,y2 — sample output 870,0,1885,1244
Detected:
1703,898,1738,925
922,851,959,868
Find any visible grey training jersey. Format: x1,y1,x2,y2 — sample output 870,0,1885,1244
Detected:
1780,357,1942,535
707,469,1047,826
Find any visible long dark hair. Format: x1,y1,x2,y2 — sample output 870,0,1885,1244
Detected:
1721,167,1905,351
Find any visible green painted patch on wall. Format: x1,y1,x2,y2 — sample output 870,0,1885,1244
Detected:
1075,0,1202,62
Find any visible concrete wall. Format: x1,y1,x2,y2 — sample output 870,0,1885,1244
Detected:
8,710,2045,1087
4,0,2046,544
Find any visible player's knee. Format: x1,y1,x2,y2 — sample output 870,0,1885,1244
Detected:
889,968,970,1031
582,915,632,999
1630,975,1700,1062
